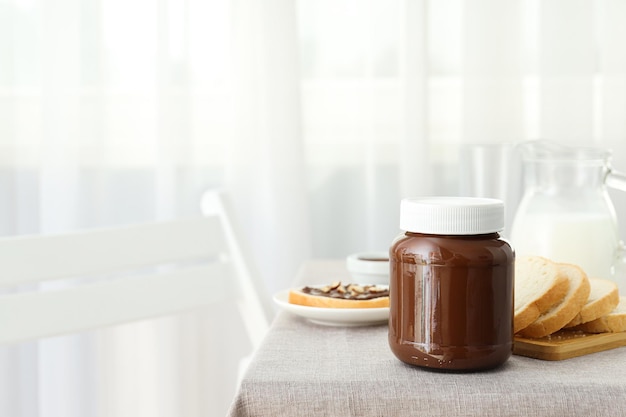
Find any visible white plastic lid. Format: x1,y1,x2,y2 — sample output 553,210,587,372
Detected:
399,197,504,235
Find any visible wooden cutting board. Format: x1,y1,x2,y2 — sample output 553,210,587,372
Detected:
514,330,626,361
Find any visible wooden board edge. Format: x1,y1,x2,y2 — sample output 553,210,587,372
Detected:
513,331,626,361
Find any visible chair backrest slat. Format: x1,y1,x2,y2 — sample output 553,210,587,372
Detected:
0,216,227,288
0,263,230,344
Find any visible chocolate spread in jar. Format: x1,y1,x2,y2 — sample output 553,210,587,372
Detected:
388,197,514,372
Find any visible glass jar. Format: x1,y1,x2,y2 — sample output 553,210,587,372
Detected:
389,197,514,371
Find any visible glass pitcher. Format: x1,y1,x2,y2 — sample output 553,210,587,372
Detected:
510,140,626,284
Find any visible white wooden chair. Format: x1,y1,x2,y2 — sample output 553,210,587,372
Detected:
0,207,271,350
0,191,274,416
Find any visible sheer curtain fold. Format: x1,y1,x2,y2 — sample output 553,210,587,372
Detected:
599,0,626,147
463,0,524,143
228,0,312,294
540,0,596,144
398,0,430,198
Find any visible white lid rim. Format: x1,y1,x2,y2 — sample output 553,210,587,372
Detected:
399,197,505,235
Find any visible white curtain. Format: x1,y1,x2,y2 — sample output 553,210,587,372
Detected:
1,0,626,415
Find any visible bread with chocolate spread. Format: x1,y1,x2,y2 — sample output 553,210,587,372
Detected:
288,282,389,308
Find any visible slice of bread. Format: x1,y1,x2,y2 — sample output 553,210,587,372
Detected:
564,278,619,328
288,283,389,309
518,263,590,338
514,256,570,334
575,296,626,333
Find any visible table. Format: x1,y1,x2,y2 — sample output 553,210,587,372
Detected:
227,260,626,417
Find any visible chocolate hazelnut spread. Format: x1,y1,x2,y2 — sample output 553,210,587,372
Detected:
303,283,389,301
388,197,514,371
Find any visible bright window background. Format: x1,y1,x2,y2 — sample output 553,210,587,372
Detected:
2,0,626,416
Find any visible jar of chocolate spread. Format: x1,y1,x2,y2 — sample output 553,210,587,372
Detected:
389,197,514,371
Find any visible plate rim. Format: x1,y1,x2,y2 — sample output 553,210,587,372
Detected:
272,288,389,326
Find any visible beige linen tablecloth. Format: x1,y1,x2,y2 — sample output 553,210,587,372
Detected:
228,260,626,417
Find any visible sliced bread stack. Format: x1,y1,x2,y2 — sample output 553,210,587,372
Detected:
575,296,626,334
565,278,620,328
514,256,624,338
514,256,569,334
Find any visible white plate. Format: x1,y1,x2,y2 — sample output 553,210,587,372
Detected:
273,289,389,327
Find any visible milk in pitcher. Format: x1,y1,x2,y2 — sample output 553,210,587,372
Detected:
510,211,618,280
509,140,626,284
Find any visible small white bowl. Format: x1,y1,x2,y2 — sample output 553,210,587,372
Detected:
346,252,390,285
